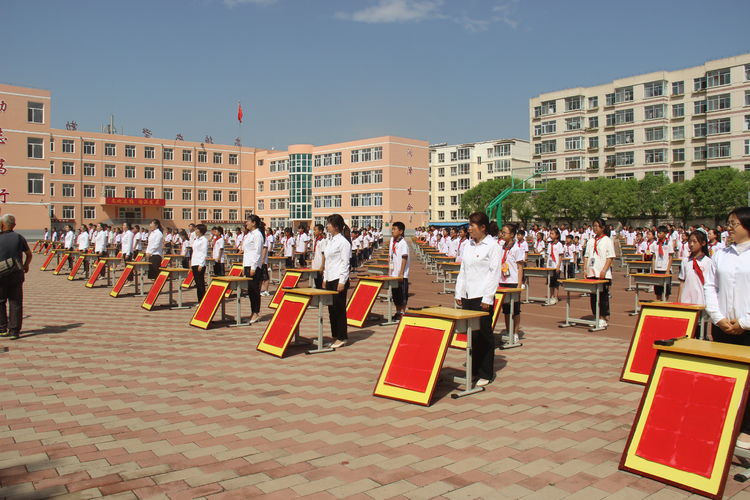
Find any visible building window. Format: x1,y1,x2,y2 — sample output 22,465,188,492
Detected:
183,149,192,162
746,115,750,132
706,94,731,112
212,209,222,220
564,136,583,151
437,196,445,206
694,77,707,92
197,189,207,201
566,117,583,131
62,206,75,219
645,149,666,164
198,209,207,220
144,146,155,159
162,208,173,220
213,152,222,164
229,172,238,183
438,182,445,191
694,123,707,137
707,117,731,135
644,81,665,98
257,181,264,192
588,157,599,170
62,161,75,175
589,137,599,148
644,104,666,120
672,103,684,118
213,171,223,183
673,148,685,162
351,170,383,185
457,178,470,190
163,148,173,160
707,142,731,159
104,164,116,177
745,139,750,156
437,153,445,163
198,151,207,163
62,139,74,153
163,168,173,180
144,167,155,179
694,146,707,161
124,186,136,198
198,170,207,182
672,126,685,140
228,209,238,221
49,138,54,152
105,143,116,156
213,190,222,202
351,147,383,163
83,163,95,176
229,154,238,165
534,140,557,155
83,184,95,198
229,191,238,202
672,81,684,95
83,206,95,219
144,187,155,199
565,157,582,170
257,200,264,210
313,195,342,208
706,68,731,88
164,188,173,201
182,208,192,220
588,116,599,129
588,96,598,108
645,127,666,142
27,138,43,159
672,171,685,182
50,183,54,196
83,141,95,155
182,189,192,201
62,183,75,197
565,96,583,111
27,173,44,194
313,174,341,188
182,169,192,181
125,145,136,157
104,185,116,197
27,101,44,123
694,100,707,114
350,192,383,207
125,165,136,178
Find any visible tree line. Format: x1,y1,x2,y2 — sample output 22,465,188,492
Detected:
459,167,750,227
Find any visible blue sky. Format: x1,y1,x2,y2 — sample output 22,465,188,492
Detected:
4,0,749,149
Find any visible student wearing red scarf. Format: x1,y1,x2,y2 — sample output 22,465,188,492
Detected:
310,224,326,289
583,218,615,329
677,230,714,305
650,225,673,301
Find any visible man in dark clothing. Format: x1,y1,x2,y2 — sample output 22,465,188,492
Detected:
0,214,32,339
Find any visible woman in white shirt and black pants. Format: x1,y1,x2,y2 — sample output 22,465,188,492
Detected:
190,224,209,302
145,219,164,280
704,207,750,448
455,212,502,387
243,215,265,324
322,214,352,349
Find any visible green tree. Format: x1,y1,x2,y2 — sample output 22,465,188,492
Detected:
638,174,669,225
663,181,694,226
581,178,613,222
460,178,512,217
532,180,559,225
509,193,535,226
689,168,749,225
608,179,640,225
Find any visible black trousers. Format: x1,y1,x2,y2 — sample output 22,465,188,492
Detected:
326,279,349,340
244,266,262,314
653,269,671,298
297,253,306,268
213,262,225,277
461,297,495,381
712,325,750,433
314,272,323,290
191,265,206,303
564,262,576,279
148,254,162,279
498,283,521,316
285,256,294,269
589,278,611,317
0,276,23,335
391,278,409,307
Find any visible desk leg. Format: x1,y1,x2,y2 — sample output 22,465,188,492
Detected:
380,286,398,326
107,265,112,287
502,296,522,349
173,276,188,309
542,275,552,306
627,270,634,291
307,300,334,354
228,283,249,326
523,278,531,304
631,284,640,316
589,285,605,332
559,290,573,328
452,321,484,398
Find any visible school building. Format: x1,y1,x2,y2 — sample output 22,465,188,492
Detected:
529,53,750,182
0,83,429,236
427,139,530,223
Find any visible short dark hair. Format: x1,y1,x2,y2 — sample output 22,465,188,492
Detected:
392,221,405,232
195,224,207,235
657,225,668,234
729,207,750,233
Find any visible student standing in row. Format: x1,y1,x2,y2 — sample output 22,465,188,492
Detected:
583,218,615,329
678,230,714,305
311,224,326,289
498,223,524,343
389,222,409,319
243,215,265,325
190,224,209,303
260,228,274,297
322,214,352,349
145,219,164,280
454,212,502,387
283,228,295,269
295,227,309,267
212,227,225,277
651,226,673,301
546,228,564,305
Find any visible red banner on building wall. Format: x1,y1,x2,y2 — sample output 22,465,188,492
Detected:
105,197,166,206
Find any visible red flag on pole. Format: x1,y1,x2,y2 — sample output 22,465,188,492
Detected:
237,102,243,123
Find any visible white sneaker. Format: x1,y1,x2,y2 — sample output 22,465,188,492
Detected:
549,297,558,305
476,378,491,387
597,319,608,329
511,334,520,344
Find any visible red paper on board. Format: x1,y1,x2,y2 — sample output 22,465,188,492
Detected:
40,252,55,270
635,367,735,477
86,261,105,287
263,300,306,348
181,270,194,288
224,266,245,298
631,316,690,375
454,332,467,344
271,273,301,307
347,283,380,322
384,325,445,393
160,257,170,267
68,256,85,278
143,272,169,308
53,256,68,274
193,283,228,323
111,266,133,294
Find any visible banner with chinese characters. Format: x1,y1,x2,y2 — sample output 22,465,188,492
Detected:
105,197,166,207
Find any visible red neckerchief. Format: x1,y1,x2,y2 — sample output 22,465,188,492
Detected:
692,256,705,285
313,235,323,253
549,242,557,263
391,236,401,260
657,238,666,257
501,241,514,264
593,235,604,255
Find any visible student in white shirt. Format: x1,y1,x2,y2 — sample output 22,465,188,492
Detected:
322,214,352,349
499,224,525,342
260,228,274,297
650,225,673,301
703,208,750,448
583,218,615,328
120,223,135,261
455,228,469,263
243,215,265,324
145,219,164,280
454,212,502,387
677,232,691,260
310,224,327,289
678,230,714,306
283,228,295,268
563,234,577,279
76,226,91,274
190,224,209,303
389,222,410,317
178,229,189,269
707,229,725,257
211,227,226,276
546,228,564,304
295,227,310,267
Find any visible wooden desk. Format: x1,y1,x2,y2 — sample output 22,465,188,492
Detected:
406,306,489,399
625,260,653,290
212,276,253,326
631,273,673,316
357,275,402,326
439,263,461,294
99,257,122,287
127,262,152,297
291,268,321,288
496,286,524,348
523,267,557,305
559,279,609,332
268,256,287,284
285,287,339,354
366,264,389,276
159,267,191,310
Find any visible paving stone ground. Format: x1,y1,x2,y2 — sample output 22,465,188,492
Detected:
2,244,750,499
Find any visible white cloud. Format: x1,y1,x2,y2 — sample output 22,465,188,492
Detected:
223,0,277,7
335,0,444,24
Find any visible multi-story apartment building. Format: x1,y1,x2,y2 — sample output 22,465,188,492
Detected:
0,83,428,234
529,53,750,182
428,139,530,223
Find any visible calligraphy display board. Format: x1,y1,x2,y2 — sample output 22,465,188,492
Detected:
141,270,170,311
189,280,232,329
269,271,302,309
66,255,85,280
346,279,384,328
85,260,107,288
450,290,505,349
373,315,454,406
224,264,245,299
256,294,312,357
109,254,144,297
39,251,56,271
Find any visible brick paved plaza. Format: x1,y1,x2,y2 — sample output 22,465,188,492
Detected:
2,253,750,499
